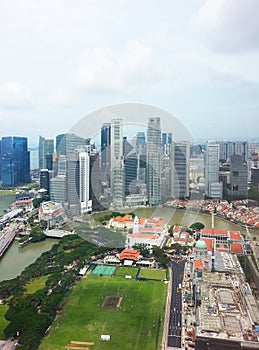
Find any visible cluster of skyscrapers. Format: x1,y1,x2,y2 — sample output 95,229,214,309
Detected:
0,118,252,213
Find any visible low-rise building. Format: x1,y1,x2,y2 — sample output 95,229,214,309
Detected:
39,201,67,228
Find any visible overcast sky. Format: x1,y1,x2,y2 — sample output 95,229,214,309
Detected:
0,0,259,146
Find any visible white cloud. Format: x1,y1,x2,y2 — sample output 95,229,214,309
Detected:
194,0,259,52
73,41,163,94
0,81,31,106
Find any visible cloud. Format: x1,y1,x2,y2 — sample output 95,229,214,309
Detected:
193,0,259,52
72,41,163,94
0,81,31,106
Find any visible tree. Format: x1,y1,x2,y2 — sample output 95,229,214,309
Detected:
190,222,205,231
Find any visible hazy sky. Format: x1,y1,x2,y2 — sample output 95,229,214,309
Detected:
0,0,259,146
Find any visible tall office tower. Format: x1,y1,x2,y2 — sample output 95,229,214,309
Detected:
147,117,161,205
135,132,147,185
162,132,173,156
205,142,222,198
50,155,67,206
66,152,80,215
1,136,30,186
50,175,67,206
40,169,51,195
79,151,92,214
110,118,124,208
123,137,137,195
171,141,190,198
228,154,248,198
56,133,86,156
136,132,146,154
219,141,249,162
89,152,101,211
38,135,54,170
101,123,111,185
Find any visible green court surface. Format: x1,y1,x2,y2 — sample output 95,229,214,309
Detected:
91,265,116,276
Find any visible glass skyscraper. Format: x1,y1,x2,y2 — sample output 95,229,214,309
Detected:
0,136,30,186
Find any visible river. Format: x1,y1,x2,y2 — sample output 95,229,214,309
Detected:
0,194,58,282
0,239,58,282
0,194,16,216
0,202,258,282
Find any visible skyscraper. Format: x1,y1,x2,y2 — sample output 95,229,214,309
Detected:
56,133,86,156
219,141,249,162
0,136,30,186
205,142,222,198
38,135,54,170
171,141,190,198
228,154,248,198
123,137,137,196
110,118,124,208
147,117,161,205
79,150,92,214
101,123,111,185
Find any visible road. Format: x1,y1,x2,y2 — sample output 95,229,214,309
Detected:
168,258,185,348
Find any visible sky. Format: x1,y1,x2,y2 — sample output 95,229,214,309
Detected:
0,0,259,146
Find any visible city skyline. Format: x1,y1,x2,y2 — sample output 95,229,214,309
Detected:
0,0,259,145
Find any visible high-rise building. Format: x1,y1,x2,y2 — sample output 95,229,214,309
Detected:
228,154,248,198
171,141,190,198
0,136,30,186
147,117,161,205
56,133,86,156
79,151,92,214
89,152,101,211
110,118,124,208
219,141,249,162
162,132,172,156
205,142,222,198
39,169,52,195
101,123,111,185
123,137,137,196
38,135,54,170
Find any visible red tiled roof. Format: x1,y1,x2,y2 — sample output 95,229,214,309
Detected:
230,242,243,254
119,249,140,261
201,228,228,235
127,233,160,240
202,238,214,252
229,231,242,241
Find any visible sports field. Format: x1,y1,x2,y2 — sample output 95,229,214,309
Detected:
138,268,167,281
115,266,139,278
39,275,167,350
91,265,116,276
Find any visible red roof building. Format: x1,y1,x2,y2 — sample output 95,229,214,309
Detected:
230,242,243,255
119,249,141,261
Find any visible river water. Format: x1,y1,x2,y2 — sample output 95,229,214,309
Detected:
0,195,258,282
0,194,16,216
0,194,58,281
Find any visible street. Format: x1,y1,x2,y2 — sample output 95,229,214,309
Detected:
168,258,185,348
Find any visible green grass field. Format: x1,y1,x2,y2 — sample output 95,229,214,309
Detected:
25,275,49,294
0,304,9,339
115,267,139,278
138,268,167,281
39,275,167,350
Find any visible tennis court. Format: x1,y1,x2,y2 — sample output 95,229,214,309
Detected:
91,265,116,276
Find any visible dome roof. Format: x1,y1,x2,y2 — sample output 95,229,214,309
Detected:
195,239,207,249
